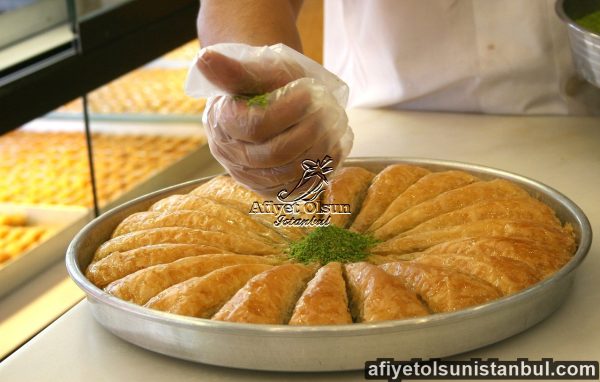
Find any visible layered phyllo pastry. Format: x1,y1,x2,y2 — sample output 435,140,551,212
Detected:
87,164,575,324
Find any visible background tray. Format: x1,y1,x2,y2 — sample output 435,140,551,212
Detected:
18,120,212,211
0,204,91,298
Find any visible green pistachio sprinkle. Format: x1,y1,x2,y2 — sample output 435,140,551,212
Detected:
576,10,600,34
246,93,270,107
287,225,379,264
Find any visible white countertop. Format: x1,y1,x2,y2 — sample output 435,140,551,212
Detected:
1,108,599,381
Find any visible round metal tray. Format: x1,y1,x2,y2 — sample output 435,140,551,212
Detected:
66,158,592,372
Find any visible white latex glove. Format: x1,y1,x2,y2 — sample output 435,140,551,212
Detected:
188,44,353,198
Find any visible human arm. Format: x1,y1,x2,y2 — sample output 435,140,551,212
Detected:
197,0,304,51
193,1,353,196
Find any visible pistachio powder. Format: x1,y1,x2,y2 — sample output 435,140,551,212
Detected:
287,225,378,264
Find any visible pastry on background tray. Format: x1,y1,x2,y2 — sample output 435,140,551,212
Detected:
0,131,205,207
0,214,51,265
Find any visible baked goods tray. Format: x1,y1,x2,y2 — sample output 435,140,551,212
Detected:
20,120,214,213
65,158,592,372
98,141,215,214
45,53,201,123
0,204,91,298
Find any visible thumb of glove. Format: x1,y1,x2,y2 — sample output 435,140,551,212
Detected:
195,47,305,95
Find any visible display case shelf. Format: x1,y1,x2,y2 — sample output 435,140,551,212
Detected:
0,0,198,132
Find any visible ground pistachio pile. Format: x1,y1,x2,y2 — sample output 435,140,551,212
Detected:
287,225,379,264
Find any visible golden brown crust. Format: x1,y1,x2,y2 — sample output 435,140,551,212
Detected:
151,194,289,244
93,227,282,262
289,262,353,325
0,213,27,226
369,170,479,232
191,175,306,241
145,264,274,317
380,262,502,312
344,262,429,322
86,243,231,288
350,165,430,233
212,263,316,324
191,175,262,209
0,251,10,264
402,198,562,235
323,167,375,228
371,219,576,256
105,254,279,305
0,131,203,207
88,164,578,326
372,179,531,240
149,194,215,212
367,253,420,265
413,252,541,295
422,237,571,278
111,209,287,245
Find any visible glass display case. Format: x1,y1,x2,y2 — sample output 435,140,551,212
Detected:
0,0,199,130
0,0,324,282
54,40,205,121
0,0,323,360
0,0,76,74
0,39,215,296
0,0,203,286
0,0,202,359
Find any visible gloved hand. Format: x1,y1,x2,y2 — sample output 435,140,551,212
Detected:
193,45,353,198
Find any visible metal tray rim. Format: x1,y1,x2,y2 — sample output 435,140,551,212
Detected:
66,157,592,336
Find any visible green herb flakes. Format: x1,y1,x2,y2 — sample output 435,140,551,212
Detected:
232,93,270,107
577,10,600,35
246,93,270,107
287,225,378,264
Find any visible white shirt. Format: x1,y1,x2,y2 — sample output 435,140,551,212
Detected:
324,0,600,115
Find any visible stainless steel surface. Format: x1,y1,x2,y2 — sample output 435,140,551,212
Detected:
66,158,592,372
557,0,600,88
